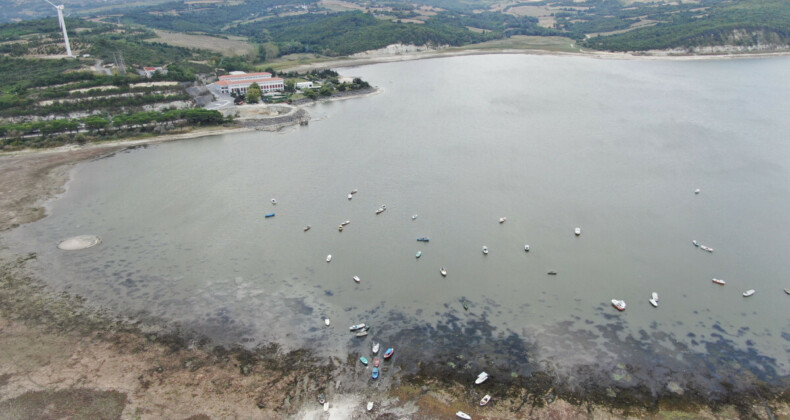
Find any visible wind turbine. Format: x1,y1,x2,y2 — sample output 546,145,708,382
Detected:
45,0,73,57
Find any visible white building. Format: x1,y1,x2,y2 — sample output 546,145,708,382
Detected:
295,81,314,90
214,72,285,95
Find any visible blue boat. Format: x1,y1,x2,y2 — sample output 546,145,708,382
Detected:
372,367,379,379
265,213,275,218
417,237,430,242
383,348,394,359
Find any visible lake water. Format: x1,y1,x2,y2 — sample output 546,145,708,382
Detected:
7,54,790,398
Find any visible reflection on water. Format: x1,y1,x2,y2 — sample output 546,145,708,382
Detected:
6,54,790,400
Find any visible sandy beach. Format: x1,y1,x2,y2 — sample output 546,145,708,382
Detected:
1,48,790,419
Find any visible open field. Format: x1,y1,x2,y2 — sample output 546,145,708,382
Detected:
146,29,256,56
456,35,581,53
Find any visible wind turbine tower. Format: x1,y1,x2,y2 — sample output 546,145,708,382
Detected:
45,0,73,57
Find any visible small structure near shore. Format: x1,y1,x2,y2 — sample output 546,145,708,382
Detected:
57,235,101,250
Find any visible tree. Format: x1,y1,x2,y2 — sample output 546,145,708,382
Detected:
284,80,295,92
246,82,262,103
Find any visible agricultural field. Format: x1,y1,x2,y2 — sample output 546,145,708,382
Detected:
147,30,256,56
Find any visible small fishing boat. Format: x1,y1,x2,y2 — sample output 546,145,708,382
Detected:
350,189,358,195
271,198,277,204
324,318,330,326
304,225,311,232
383,348,394,359
338,225,343,232
712,278,726,285
463,301,468,311
440,267,447,277
265,213,275,218
353,276,360,283
482,246,488,255
743,289,755,297
611,299,626,311
480,394,491,406
575,227,581,236
374,357,380,367
700,245,714,252
348,194,353,200
524,244,530,252
326,254,332,262
456,412,472,420
649,298,658,308
341,220,350,226
417,237,430,242
367,401,373,411
475,371,488,384
323,402,329,412
785,288,790,295
360,357,369,366
318,394,325,404
349,323,366,331
499,217,507,224
692,240,699,247
376,208,385,215
412,214,418,220
651,292,659,302
356,331,368,337
372,367,379,379
416,251,422,258
372,342,379,354
695,188,700,194
547,271,557,275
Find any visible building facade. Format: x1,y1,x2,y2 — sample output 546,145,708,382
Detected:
214,72,285,95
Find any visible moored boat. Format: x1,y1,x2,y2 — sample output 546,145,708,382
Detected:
304,225,311,232
575,227,581,236
372,367,379,379
338,225,343,231
374,357,380,367
743,289,755,297
475,371,488,384
416,251,422,258
360,357,369,366
499,217,506,224
324,318,330,326
463,300,468,311
417,237,430,242
649,298,658,308
353,276,360,283
372,342,379,354
383,348,394,359
412,214,418,220
524,244,530,252
651,292,659,302
349,323,366,331
341,220,350,226
785,288,790,295
456,411,472,420
326,254,332,262
367,401,373,411
265,213,275,218
356,331,368,337
348,194,353,200
692,240,699,247
376,207,385,214
695,188,700,194
611,299,626,311
271,198,277,204
712,278,726,285
440,267,447,277
482,246,488,255
700,245,714,252
480,394,491,406
547,271,557,275
350,189,358,195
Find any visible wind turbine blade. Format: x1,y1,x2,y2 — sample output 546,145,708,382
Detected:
44,0,58,8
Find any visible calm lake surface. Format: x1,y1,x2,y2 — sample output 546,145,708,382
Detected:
7,54,790,396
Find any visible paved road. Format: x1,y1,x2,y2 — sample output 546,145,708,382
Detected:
204,84,234,111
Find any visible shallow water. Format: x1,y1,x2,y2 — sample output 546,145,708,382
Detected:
7,54,790,397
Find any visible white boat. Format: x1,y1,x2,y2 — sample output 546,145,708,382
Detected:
700,245,714,252
575,227,581,236
785,288,790,295
338,225,343,232
367,402,374,411
271,198,277,204
326,254,332,262
412,214,418,220
456,412,472,420
695,188,700,194
356,331,368,337
524,244,530,252
480,394,491,406
482,246,488,255
349,323,366,331
324,318,330,326
353,276,360,283
416,251,422,258
712,278,726,285
651,292,659,302
692,240,699,247
348,194,353,200
611,299,626,311
475,371,488,384
743,289,755,297
323,402,329,411
376,207,385,214
440,267,447,277
499,217,506,224
649,298,658,308
372,342,380,354
341,220,350,226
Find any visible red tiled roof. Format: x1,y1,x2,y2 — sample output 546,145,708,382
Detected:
218,72,272,80
144,67,156,71
215,77,284,86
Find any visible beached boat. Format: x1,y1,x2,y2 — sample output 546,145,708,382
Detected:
547,271,557,275
374,357,380,367
440,267,447,277
499,217,506,224
372,342,379,354
611,299,626,311
326,254,332,262
456,411,472,419
524,244,530,252
649,298,658,308
383,348,394,359
575,227,581,236
412,214,418,220
318,394,325,404
341,220,350,226
323,402,329,411
700,245,714,252
743,289,755,297
712,278,726,285
324,318,330,326
480,394,491,406
349,323,366,331
416,251,422,258
356,331,368,337
367,401,373,411
360,357,369,366
304,225,311,232
353,276,360,283
271,198,277,204
482,246,488,255
265,213,275,218
475,372,488,384
372,367,379,379
417,237,430,242
692,240,699,247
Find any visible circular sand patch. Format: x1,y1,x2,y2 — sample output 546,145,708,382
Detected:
57,235,101,250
